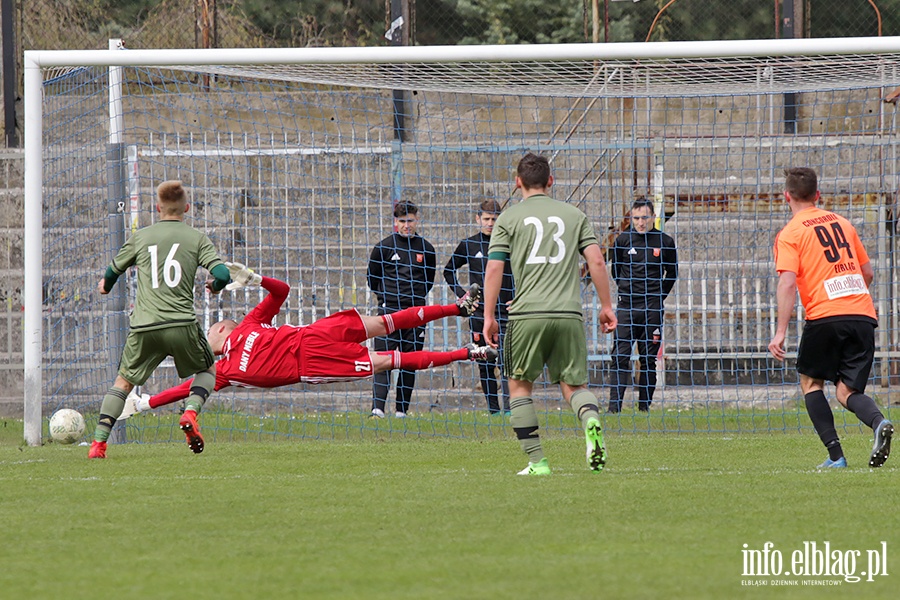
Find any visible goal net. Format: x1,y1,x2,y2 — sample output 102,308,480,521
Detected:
23,38,900,445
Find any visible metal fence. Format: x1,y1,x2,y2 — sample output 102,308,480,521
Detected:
0,0,895,148
8,1,900,52
4,1,900,415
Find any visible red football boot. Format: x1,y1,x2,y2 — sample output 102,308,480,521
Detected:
88,440,107,459
179,410,205,454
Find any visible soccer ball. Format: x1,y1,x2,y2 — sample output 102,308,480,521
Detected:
49,408,86,444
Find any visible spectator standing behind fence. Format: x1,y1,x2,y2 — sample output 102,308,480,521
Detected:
444,200,515,415
768,167,892,469
367,201,438,418
608,198,678,413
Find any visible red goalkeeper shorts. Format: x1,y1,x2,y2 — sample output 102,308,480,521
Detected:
299,309,375,383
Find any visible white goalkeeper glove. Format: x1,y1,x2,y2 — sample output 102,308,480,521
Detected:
225,261,263,290
118,389,150,420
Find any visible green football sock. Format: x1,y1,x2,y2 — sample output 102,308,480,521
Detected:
510,396,544,463
569,389,600,430
184,369,216,414
93,387,128,442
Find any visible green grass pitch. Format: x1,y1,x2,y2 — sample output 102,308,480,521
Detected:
0,418,896,599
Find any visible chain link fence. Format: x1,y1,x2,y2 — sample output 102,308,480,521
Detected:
15,0,387,51
2,0,900,147
10,1,900,52
1,0,899,406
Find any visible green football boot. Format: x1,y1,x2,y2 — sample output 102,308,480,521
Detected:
517,457,551,476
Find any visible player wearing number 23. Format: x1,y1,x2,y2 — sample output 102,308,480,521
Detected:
769,167,892,469
483,153,617,475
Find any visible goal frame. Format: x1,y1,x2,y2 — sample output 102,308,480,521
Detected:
23,36,900,445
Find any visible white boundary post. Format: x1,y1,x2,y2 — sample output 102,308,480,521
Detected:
109,39,124,144
128,145,139,232
652,149,666,393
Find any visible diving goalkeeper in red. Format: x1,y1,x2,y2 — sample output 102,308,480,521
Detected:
120,266,493,427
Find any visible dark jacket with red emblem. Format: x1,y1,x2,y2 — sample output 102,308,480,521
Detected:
610,227,678,309
367,232,437,309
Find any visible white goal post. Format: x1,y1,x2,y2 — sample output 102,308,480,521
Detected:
23,36,900,445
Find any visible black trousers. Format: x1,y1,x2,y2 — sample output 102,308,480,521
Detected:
372,309,425,414
469,316,509,413
610,306,664,408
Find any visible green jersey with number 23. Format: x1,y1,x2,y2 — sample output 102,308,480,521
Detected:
489,194,598,320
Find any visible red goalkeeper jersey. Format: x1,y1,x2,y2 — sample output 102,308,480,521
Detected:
149,276,378,409
151,276,300,406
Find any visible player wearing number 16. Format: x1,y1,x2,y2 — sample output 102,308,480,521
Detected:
483,153,617,475
88,180,232,458
769,167,893,469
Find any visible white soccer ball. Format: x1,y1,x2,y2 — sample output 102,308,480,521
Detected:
49,408,86,444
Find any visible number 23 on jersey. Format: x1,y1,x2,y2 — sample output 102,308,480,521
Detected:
523,216,567,264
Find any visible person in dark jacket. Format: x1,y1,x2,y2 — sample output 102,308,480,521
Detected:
367,201,437,418
608,198,678,413
444,199,515,414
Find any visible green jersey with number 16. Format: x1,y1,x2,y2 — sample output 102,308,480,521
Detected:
489,194,598,320
109,220,224,331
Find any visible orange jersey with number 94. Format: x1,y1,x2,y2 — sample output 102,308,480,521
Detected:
774,206,876,321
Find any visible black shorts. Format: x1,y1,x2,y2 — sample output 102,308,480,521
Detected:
796,317,876,392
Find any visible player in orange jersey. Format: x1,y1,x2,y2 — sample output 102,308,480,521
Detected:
768,167,892,469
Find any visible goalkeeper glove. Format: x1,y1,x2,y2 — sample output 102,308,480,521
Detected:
225,261,263,290
119,389,150,420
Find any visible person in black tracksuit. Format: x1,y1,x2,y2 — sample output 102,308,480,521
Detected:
367,202,437,417
608,198,678,413
444,200,515,414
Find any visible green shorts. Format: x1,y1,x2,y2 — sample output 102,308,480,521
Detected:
503,317,588,385
118,323,215,386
